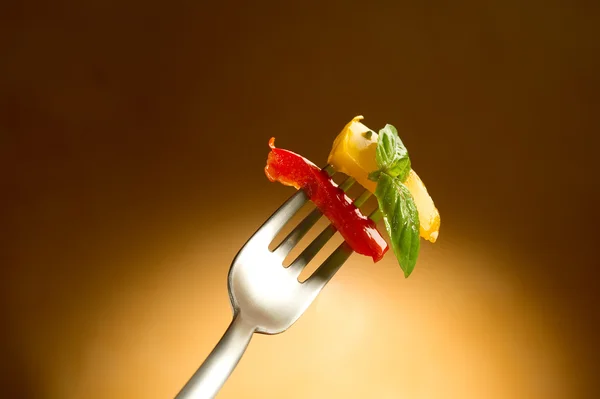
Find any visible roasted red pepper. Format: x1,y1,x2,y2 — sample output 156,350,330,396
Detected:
264,138,389,262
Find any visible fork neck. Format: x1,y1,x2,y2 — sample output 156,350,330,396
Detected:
230,311,256,335
175,312,256,399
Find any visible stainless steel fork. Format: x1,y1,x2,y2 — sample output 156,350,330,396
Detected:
175,167,376,399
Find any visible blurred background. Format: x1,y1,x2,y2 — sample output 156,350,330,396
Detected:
1,1,599,398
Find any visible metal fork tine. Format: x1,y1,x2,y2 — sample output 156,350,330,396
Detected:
287,224,337,276
303,242,354,290
254,190,308,242
338,176,356,191
273,208,322,256
274,176,355,257
323,164,336,176
304,207,380,290
287,188,372,276
353,189,372,208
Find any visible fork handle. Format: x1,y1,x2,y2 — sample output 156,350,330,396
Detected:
175,313,255,399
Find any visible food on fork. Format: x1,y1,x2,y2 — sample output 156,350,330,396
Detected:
265,138,389,262
328,116,440,244
265,116,440,277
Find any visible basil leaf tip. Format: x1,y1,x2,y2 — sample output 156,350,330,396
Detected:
374,173,420,278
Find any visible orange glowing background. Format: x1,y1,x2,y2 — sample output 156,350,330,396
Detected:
1,1,598,398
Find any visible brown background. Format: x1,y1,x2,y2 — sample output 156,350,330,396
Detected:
1,1,599,398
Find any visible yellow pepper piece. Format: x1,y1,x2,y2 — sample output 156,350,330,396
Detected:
328,116,440,243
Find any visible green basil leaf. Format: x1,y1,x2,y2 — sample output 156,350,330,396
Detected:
375,173,420,277
374,124,411,182
368,170,381,182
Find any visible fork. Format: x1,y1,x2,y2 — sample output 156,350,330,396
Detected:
174,166,378,399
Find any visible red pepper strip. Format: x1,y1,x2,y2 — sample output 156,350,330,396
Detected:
264,138,389,262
